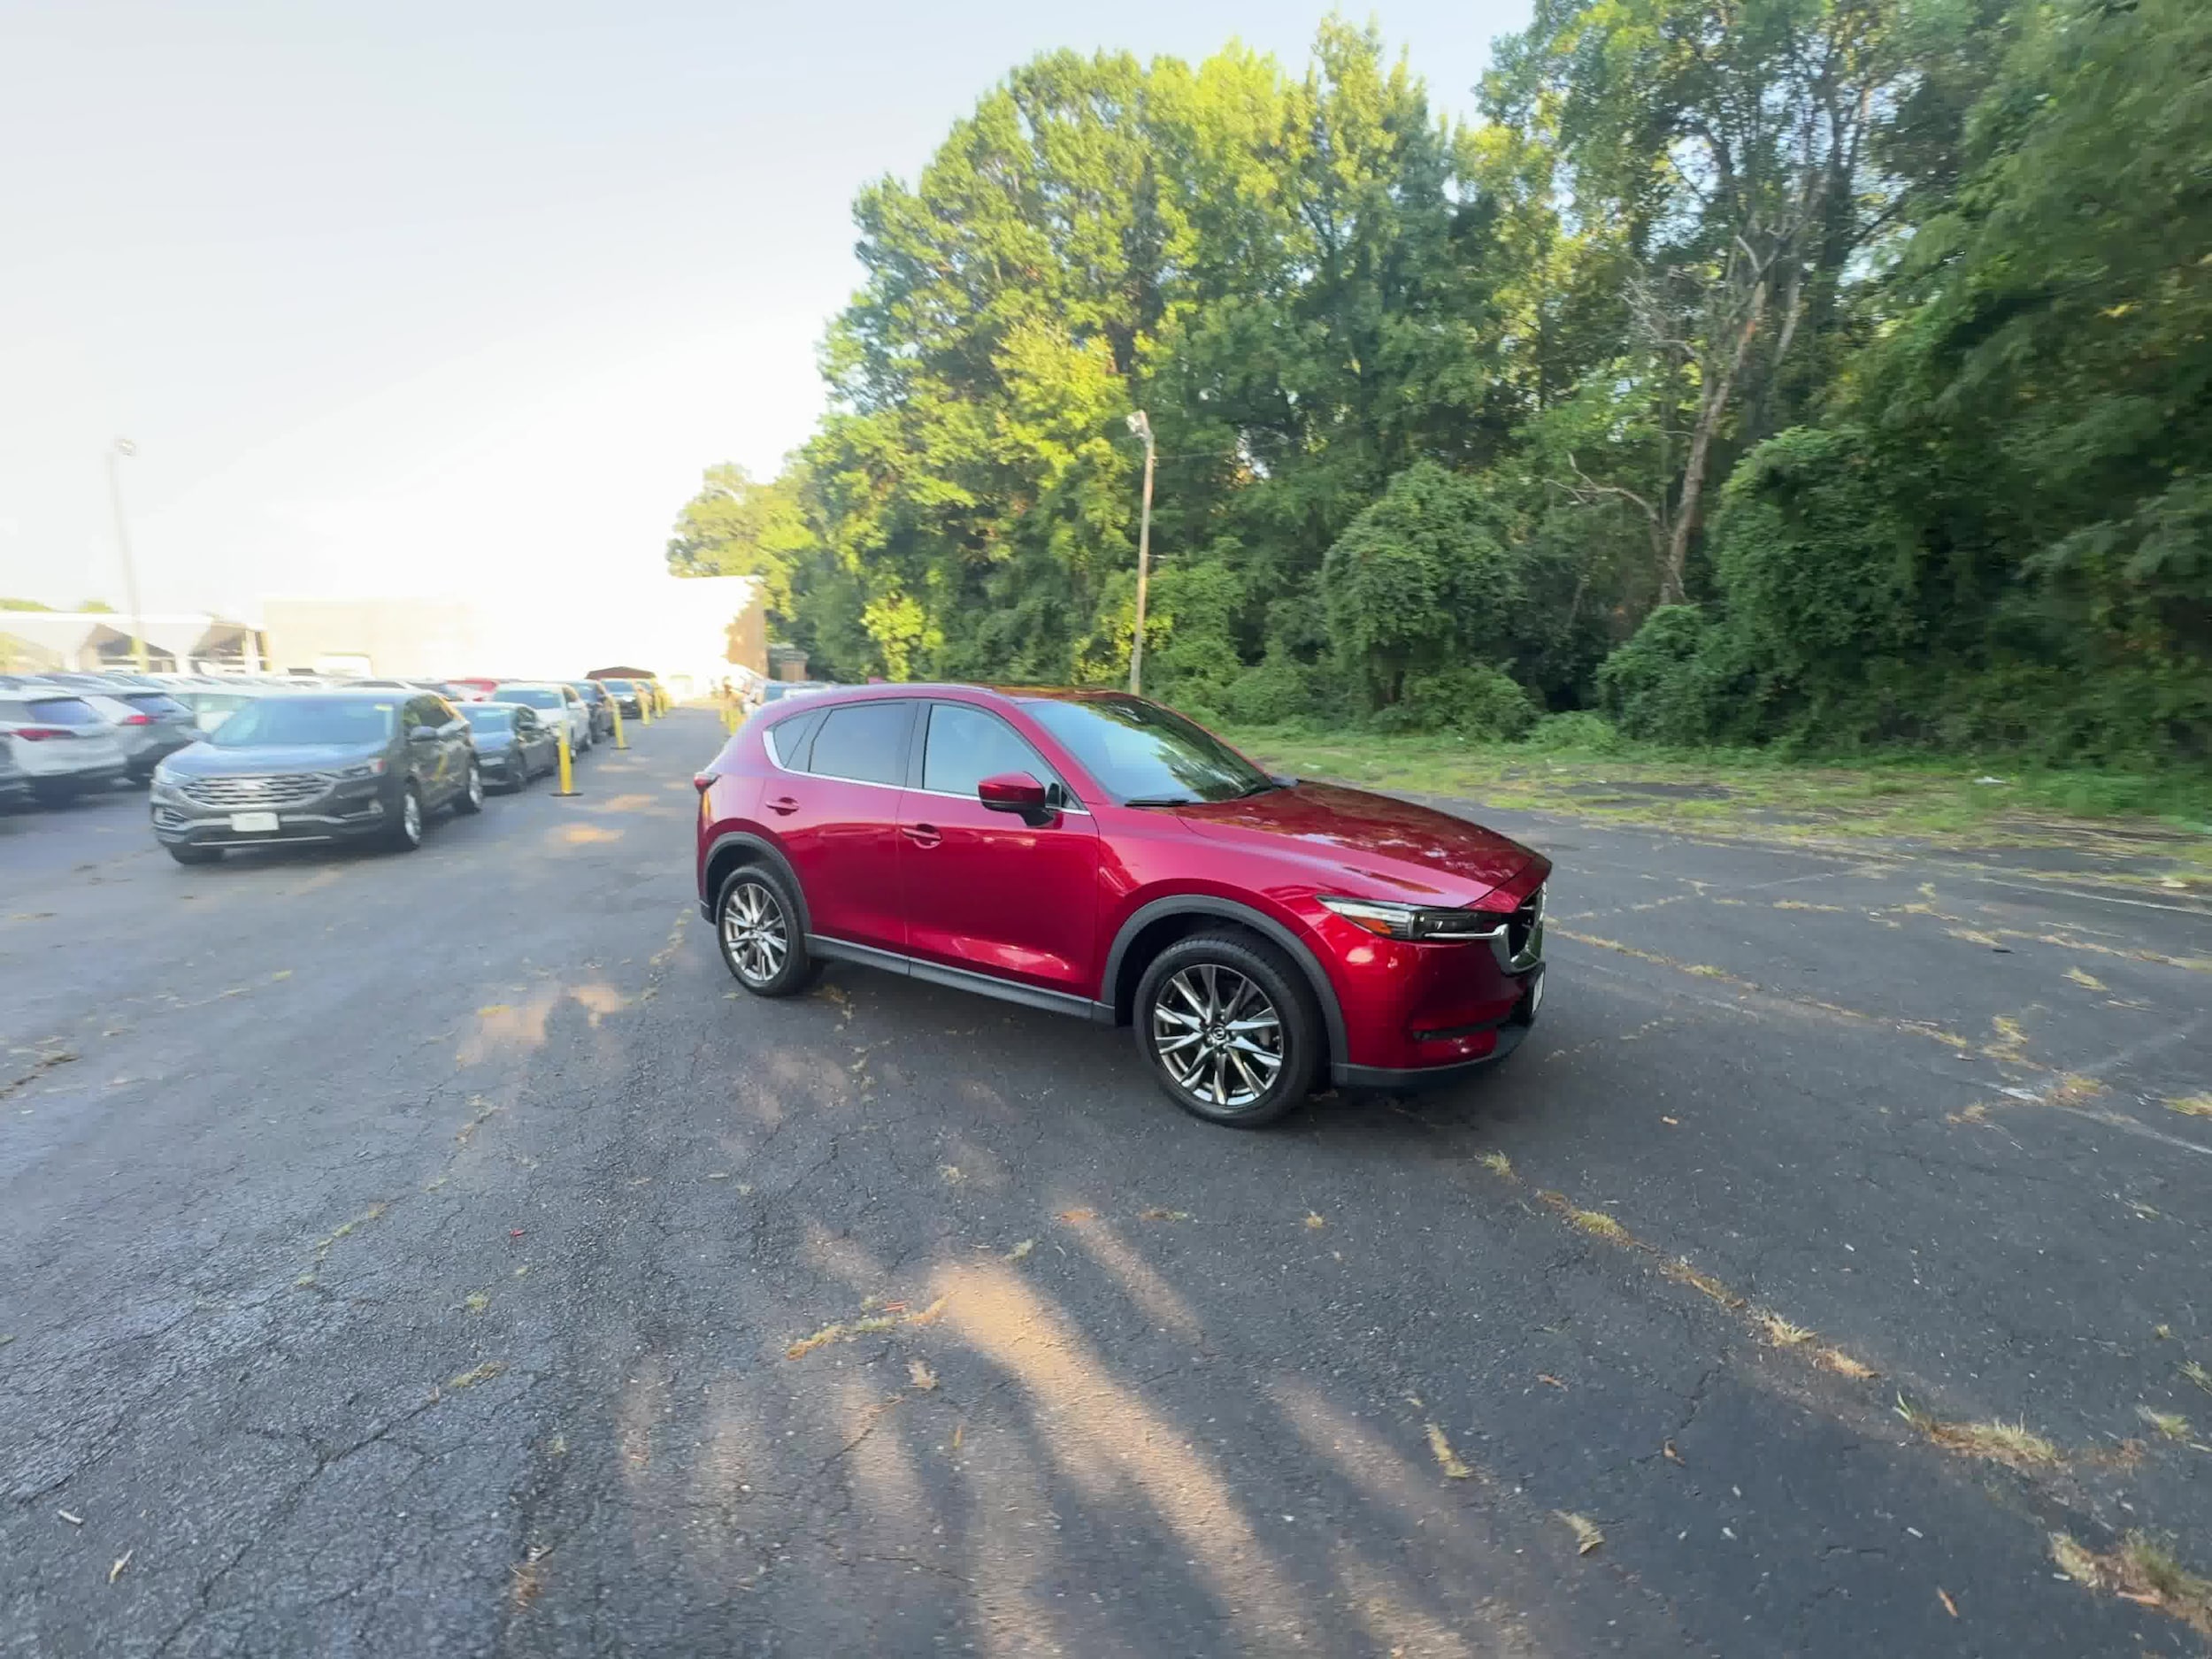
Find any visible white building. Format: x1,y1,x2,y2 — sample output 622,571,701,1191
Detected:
260,573,765,699
0,611,265,674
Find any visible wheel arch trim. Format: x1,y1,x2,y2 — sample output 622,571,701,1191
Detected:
701,830,812,937
1100,895,1348,1063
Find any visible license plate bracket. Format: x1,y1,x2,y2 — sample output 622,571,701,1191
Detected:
228,810,280,833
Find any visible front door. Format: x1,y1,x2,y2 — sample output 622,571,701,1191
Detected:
897,700,1099,996
770,698,915,952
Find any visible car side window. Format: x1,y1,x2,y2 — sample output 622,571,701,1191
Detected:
805,702,910,786
922,703,1057,798
764,708,823,769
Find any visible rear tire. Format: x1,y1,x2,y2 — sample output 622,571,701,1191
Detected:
166,843,220,865
1133,931,1321,1128
30,781,78,808
506,752,529,791
716,864,818,997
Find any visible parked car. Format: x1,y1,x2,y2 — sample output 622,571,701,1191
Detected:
595,677,643,718
0,739,31,809
694,686,1548,1127
170,685,273,734
761,680,831,704
77,687,201,782
0,688,128,804
489,682,591,752
463,702,558,789
566,680,615,741
150,690,481,863
439,679,500,703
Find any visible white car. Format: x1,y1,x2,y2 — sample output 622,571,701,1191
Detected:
488,682,592,753
0,687,128,805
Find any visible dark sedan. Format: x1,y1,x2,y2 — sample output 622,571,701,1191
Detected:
465,702,559,789
596,677,643,718
150,690,482,864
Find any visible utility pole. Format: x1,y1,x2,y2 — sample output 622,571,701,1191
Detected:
106,437,149,672
1125,410,1155,695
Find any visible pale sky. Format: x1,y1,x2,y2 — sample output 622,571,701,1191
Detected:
0,0,1530,619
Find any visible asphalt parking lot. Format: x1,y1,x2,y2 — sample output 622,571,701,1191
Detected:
3,709,2208,1657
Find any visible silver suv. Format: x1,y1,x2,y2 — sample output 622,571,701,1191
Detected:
0,689,127,805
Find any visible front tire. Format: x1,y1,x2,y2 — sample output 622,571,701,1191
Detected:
1134,931,1321,1128
388,782,425,852
454,761,484,815
716,865,817,996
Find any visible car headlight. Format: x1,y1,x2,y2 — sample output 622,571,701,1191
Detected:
334,758,388,781
1316,895,1507,941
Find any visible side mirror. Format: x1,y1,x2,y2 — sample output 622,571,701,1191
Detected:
978,771,1049,815
409,726,437,743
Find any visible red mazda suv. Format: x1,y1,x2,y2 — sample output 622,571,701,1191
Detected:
693,686,1548,1127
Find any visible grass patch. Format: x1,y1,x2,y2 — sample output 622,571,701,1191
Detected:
2053,1532,2212,1639
1217,721,2212,861
1755,1311,1817,1348
1894,1395,2061,1470
2168,1094,2212,1118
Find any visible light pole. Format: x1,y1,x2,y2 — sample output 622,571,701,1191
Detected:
106,438,149,673
1125,410,1155,695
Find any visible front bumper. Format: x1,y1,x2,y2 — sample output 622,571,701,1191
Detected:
1310,885,1547,1087
150,780,396,847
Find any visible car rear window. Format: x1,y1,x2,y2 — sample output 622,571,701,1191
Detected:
26,697,103,726
804,702,910,785
462,706,514,730
121,692,188,715
491,685,564,710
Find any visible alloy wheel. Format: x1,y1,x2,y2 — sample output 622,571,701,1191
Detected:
1150,963,1285,1110
465,765,484,808
721,879,789,986
401,790,423,845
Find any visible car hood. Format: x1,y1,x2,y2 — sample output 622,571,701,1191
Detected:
163,741,386,774
1169,781,1542,906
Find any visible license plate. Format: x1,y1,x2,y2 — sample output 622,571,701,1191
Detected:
228,810,280,833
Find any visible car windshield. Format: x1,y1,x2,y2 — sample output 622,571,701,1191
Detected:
491,685,565,710
208,696,396,748
1023,695,1272,804
461,706,513,730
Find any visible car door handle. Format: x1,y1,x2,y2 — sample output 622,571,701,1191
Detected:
765,795,800,816
901,823,941,848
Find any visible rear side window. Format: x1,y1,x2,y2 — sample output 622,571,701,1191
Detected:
764,708,824,768
922,703,1054,797
122,692,187,715
805,702,910,785
27,697,102,726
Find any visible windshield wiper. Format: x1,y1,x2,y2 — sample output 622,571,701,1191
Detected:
1122,795,1199,807
1234,779,1286,798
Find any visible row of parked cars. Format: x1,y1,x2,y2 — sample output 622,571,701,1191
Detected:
0,670,669,857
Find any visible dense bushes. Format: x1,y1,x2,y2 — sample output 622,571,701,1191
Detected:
671,2,2208,779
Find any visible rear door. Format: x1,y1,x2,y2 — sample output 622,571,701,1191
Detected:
898,700,1100,995
768,699,916,952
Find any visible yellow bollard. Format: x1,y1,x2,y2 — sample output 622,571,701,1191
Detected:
639,695,652,727
553,726,578,795
610,701,627,750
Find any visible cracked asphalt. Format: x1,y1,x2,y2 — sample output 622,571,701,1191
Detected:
3,708,2208,1657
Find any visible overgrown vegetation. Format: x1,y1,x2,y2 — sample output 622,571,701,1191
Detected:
672,0,2211,780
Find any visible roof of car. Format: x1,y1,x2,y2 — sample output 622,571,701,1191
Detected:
764,682,1139,709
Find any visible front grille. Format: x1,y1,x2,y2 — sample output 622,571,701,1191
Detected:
1507,885,1545,965
180,772,330,809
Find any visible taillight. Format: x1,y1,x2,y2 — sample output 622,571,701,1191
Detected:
13,726,71,741
121,712,153,726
